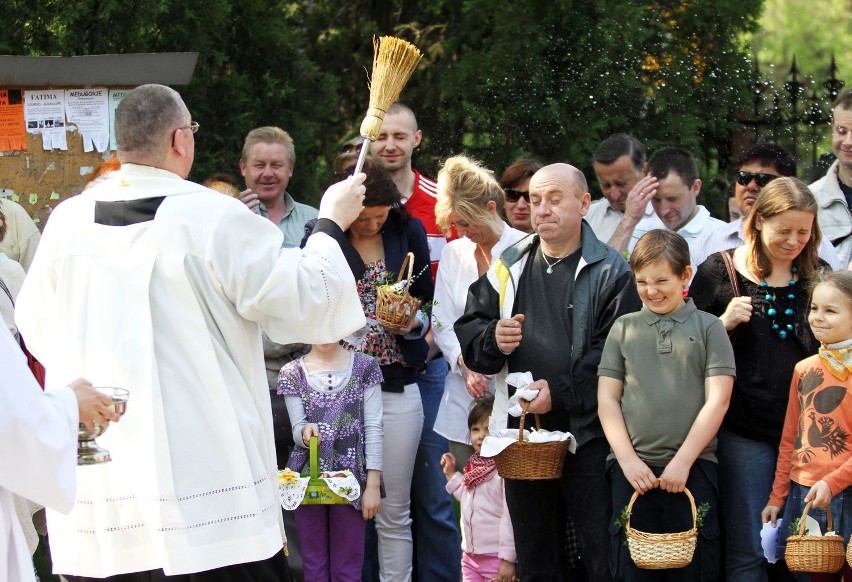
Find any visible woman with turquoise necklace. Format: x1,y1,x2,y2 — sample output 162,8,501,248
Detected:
690,177,828,581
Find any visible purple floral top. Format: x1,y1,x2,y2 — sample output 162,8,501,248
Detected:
277,352,383,510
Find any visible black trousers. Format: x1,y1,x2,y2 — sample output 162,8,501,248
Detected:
65,549,294,582
505,436,614,582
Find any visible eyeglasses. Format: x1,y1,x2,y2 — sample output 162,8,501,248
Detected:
735,171,777,188
179,121,200,134
504,188,530,203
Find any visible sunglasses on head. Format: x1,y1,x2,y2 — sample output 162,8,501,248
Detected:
504,188,530,202
735,171,778,188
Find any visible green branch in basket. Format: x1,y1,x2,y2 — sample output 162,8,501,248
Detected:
420,299,438,323
788,516,809,536
695,501,710,529
614,504,631,531
613,499,712,533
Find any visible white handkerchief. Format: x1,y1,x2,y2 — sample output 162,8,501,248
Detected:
507,388,540,417
506,371,534,390
760,519,782,563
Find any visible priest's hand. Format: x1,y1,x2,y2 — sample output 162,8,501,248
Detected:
318,173,367,231
70,379,120,432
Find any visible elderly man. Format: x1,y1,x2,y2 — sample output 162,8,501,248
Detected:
586,133,658,252
813,88,852,267
456,163,641,582
627,147,726,252
689,142,841,271
238,126,318,249
15,84,367,581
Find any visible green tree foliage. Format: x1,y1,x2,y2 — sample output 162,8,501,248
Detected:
2,0,764,214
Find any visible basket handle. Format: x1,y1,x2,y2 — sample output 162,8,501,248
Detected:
625,487,697,531
309,435,320,479
517,399,542,443
396,252,416,292
798,500,833,535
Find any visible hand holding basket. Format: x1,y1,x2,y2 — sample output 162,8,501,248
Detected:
785,501,845,573
376,251,421,333
493,400,570,480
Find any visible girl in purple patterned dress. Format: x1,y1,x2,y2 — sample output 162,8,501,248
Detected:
278,341,384,582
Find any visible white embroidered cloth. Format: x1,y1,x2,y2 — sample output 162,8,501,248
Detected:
278,469,361,509
480,429,577,458
278,477,310,510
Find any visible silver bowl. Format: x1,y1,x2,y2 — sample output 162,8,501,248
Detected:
77,387,129,465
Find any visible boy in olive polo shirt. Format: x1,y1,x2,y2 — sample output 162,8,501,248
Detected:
598,229,735,580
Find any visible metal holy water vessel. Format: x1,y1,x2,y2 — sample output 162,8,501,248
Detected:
77,387,129,465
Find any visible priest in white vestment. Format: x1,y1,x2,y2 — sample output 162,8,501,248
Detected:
1,327,117,582
15,84,367,580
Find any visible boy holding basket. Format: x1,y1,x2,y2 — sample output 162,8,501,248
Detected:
598,229,735,580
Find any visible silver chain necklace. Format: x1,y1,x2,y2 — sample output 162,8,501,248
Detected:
541,248,571,274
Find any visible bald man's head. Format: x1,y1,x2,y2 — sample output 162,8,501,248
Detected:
529,163,591,254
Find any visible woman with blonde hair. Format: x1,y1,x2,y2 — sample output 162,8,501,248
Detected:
432,155,529,467
690,176,827,580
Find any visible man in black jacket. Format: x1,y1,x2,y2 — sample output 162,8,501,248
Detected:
456,163,641,582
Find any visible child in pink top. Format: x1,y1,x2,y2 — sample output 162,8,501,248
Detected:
441,394,517,582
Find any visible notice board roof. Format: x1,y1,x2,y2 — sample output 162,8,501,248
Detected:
0,53,198,86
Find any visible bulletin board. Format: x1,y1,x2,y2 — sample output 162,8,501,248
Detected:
0,52,198,230
0,118,119,229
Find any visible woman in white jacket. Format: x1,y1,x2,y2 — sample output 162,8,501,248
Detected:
432,155,528,467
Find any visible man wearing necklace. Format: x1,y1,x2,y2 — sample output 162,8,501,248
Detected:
455,163,641,582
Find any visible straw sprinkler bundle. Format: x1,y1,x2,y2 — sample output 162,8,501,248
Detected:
353,36,423,174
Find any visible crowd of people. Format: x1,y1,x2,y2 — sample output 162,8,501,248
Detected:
2,83,852,582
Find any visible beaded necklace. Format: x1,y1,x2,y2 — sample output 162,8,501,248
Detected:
760,266,797,340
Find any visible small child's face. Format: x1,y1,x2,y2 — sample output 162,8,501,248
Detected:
470,417,490,454
634,259,692,316
809,283,852,345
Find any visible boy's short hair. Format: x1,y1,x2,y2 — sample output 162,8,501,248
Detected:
630,229,691,276
468,394,494,429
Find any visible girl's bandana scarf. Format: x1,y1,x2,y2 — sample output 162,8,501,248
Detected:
819,344,852,381
463,453,497,490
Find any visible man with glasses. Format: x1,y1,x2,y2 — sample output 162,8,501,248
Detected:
16,84,368,581
238,126,318,249
689,143,841,271
587,133,658,253
812,88,852,268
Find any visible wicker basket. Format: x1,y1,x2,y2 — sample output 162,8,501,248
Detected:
625,488,698,570
376,252,421,333
785,501,845,573
846,532,852,568
300,436,349,505
493,401,570,480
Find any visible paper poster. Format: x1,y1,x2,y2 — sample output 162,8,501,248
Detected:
24,90,67,150
108,89,129,151
65,88,109,152
0,89,26,150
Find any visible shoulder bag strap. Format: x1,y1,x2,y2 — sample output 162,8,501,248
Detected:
0,276,13,306
721,250,740,297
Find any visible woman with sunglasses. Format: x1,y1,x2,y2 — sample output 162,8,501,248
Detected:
689,177,828,581
499,158,543,234
432,155,529,469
